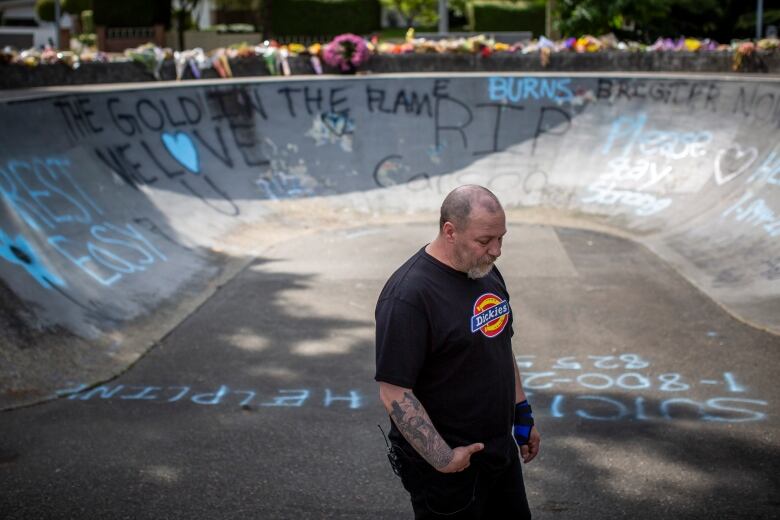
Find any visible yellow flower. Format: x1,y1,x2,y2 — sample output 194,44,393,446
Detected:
288,43,305,54
494,42,510,52
684,38,701,52
308,43,322,55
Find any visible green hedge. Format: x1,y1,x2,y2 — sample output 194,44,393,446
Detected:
93,0,171,28
468,1,545,35
270,0,380,36
62,0,93,14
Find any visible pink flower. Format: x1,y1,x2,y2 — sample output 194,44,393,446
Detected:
323,33,370,72
738,41,756,56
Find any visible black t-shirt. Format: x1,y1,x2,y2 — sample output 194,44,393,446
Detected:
375,246,517,470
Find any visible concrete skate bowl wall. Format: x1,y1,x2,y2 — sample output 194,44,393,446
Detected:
1,73,778,409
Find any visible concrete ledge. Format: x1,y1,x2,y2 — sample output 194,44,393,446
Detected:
2,51,779,89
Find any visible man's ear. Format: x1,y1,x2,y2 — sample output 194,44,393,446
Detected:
442,221,457,243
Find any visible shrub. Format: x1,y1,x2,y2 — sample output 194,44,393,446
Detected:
271,0,380,37
468,1,545,36
35,0,56,22
92,0,172,28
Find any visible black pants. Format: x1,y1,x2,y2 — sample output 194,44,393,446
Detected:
392,442,532,519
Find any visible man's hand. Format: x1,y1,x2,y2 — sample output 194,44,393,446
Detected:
519,426,540,463
439,443,484,473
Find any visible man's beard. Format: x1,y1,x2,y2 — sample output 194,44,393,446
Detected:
467,255,497,279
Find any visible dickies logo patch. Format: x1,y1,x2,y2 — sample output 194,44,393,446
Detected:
470,293,510,338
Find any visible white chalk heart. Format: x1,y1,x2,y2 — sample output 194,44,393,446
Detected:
714,145,758,186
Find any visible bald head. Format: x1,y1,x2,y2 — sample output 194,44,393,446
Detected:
439,185,503,232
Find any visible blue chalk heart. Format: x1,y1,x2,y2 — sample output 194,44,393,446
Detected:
162,131,200,174
322,112,352,136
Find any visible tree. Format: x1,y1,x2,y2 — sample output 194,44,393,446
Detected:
554,0,780,41
380,0,438,27
174,0,201,50
35,0,56,22
62,0,92,14
555,0,729,40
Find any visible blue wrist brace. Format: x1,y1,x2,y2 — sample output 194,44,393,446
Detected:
513,400,534,446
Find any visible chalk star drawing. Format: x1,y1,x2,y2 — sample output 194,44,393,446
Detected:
0,229,65,289
162,131,200,174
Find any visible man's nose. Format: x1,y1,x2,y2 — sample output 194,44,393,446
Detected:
489,242,501,258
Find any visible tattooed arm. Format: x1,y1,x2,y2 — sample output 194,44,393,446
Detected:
379,382,484,473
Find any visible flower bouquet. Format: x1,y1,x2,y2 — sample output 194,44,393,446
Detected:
323,33,370,74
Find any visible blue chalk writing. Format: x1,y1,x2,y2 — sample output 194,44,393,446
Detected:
324,389,362,409
121,386,162,400
48,235,121,286
69,385,125,400
0,158,100,231
48,222,168,286
658,373,690,392
167,386,191,402
722,372,746,393
721,190,780,238
551,357,581,370
262,389,310,407
574,396,629,421
548,394,768,423
521,370,751,394
192,385,230,405
56,383,364,410
704,398,767,422
1,155,169,287
233,390,256,406
550,394,565,418
55,382,89,397
601,113,712,159
746,148,780,185
615,373,652,390
521,371,557,389
516,355,764,423
576,373,614,390
488,77,573,103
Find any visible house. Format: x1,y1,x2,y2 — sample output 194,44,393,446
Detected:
0,0,242,50
0,0,57,48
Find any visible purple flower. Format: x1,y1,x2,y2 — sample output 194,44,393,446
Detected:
323,33,370,72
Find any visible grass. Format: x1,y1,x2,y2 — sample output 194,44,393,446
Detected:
377,25,470,42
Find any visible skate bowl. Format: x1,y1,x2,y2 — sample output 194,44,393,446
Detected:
1,72,778,410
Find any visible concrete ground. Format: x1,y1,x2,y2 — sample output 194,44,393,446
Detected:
1,220,777,519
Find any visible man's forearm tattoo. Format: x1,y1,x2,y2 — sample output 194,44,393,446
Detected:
389,391,453,469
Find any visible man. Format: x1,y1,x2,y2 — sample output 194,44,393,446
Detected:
375,185,540,519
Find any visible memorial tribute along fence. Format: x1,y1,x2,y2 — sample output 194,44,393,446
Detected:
0,73,778,412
